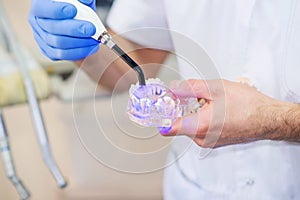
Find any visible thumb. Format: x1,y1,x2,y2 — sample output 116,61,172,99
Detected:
159,112,207,137
78,0,96,10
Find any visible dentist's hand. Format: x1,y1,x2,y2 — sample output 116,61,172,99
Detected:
160,79,293,148
28,0,99,61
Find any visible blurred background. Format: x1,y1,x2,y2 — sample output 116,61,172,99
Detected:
0,0,179,199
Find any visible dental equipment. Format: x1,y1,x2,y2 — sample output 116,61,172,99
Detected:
0,111,30,200
55,0,146,85
53,1,204,128
127,78,205,129
0,0,67,188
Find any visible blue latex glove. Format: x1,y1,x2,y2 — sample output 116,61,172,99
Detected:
28,0,100,61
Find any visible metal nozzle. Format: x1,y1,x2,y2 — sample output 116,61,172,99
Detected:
98,32,116,49
0,111,31,200
99,32,146,86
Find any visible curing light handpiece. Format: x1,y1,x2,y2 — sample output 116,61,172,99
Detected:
99,32,146,86
54,0,146,86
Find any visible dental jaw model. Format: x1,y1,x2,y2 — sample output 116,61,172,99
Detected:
127,78,204,129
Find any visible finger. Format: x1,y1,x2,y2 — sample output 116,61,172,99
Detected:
36,18,96,37
169,79,211,99
169,79,225,99
78,0,94,6
34,32,99,61
193,137,205,147
31,1,76,19
44,34,99,49
78,0,96,11
160,113,207,138
30,17,99,49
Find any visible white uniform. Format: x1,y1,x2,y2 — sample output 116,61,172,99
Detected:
107,0,300,199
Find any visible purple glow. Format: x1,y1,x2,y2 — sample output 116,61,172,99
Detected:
127,79,202,128
158,126,172,135
127,81,180,127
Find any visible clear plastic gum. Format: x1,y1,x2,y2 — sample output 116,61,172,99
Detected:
127,78,202,128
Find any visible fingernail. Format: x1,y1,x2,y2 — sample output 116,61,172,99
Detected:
159,127,172,135
63,5,76,17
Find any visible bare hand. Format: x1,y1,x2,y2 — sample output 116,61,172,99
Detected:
160,79,299,148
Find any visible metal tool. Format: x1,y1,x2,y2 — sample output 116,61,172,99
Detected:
0,111,30,200
55,0,146,85
0,0,67,188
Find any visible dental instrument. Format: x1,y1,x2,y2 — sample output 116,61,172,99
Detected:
127,78,205,129
0,0,67,188
0,110,30,200
55,0,146,85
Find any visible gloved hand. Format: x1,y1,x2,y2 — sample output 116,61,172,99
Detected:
28,0,99,61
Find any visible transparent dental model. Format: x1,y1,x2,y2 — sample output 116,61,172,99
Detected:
127,78,205,128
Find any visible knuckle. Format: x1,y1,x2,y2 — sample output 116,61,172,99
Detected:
187,79,198,88
45,49,56,61
196,125,208,137
55,49,65,60
41,48,55,61
196,129,204,137
45,47,62,61
48,54,57,61
194,138,205,147
28,16,36,27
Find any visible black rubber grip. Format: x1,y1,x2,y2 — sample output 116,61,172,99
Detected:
112,44,146,85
